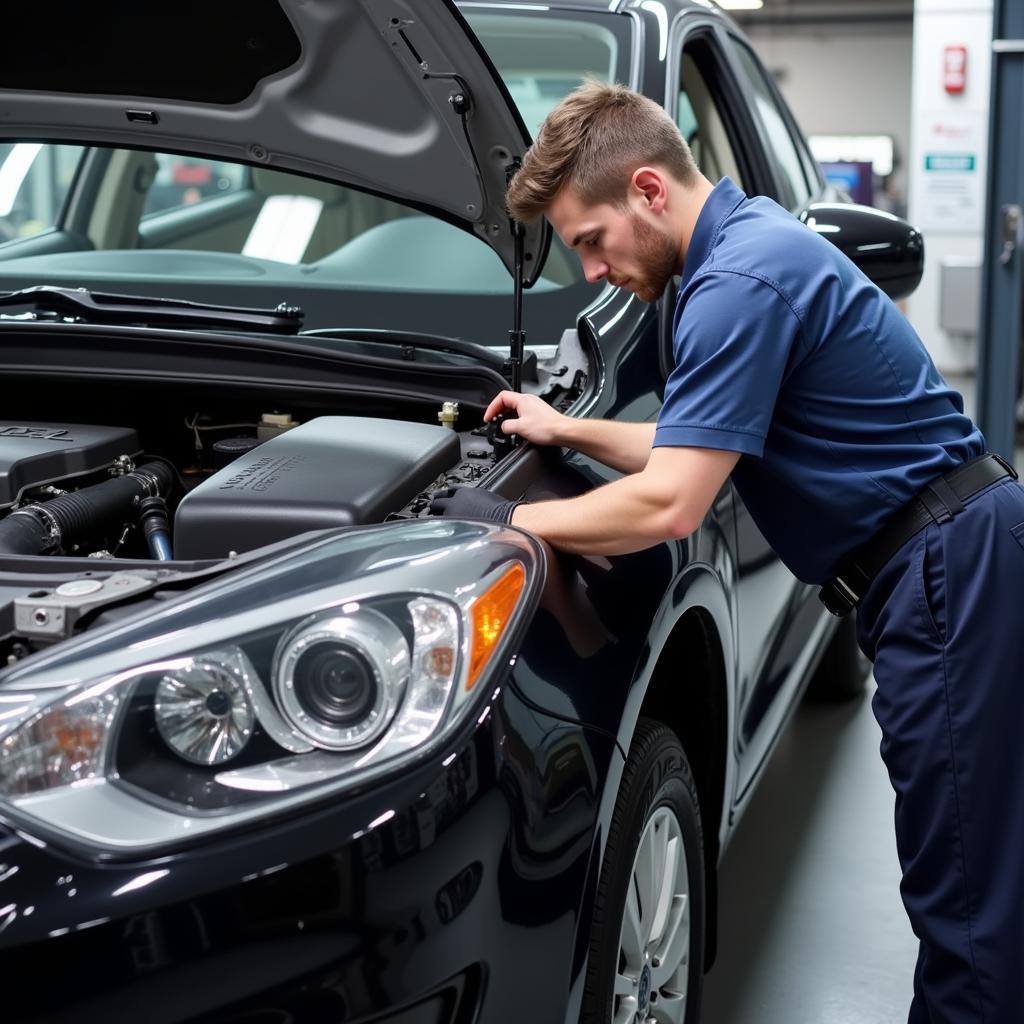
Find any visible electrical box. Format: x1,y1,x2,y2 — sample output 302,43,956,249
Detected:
939,257,981,335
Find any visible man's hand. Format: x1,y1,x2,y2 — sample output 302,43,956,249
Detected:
429,486,523,523
484,391,567,446
484,390,656,474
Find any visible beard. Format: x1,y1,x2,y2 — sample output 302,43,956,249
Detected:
629,213,680,303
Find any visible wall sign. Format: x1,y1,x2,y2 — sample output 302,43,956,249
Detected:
919,115,982,233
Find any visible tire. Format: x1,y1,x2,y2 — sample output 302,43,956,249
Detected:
804,612,871,702
581,718,705,1024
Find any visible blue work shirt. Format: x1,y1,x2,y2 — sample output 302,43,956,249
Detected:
653,177,984,583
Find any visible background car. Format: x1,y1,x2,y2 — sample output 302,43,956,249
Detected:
0,2,919,1022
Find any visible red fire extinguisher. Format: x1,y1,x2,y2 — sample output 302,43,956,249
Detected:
944,45,967,94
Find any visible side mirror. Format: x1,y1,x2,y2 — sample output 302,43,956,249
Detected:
799,203,924,301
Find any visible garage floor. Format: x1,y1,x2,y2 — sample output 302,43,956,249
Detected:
701,679,919,1024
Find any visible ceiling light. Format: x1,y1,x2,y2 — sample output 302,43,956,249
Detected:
717,0,765,10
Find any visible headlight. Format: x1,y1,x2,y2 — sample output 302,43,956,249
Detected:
154,651,256,766
0,520,542,853
274,608,409,751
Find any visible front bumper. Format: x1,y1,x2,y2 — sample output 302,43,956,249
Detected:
0,685,619,1024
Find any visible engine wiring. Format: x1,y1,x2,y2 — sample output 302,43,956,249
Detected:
184,413,259,451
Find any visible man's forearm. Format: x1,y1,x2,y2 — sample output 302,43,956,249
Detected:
507,446,741,556
556,418,656,474
510,468,688,555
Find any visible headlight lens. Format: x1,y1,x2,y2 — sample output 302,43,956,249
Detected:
274,608,408,751
154,652,256,766
0,520,541,853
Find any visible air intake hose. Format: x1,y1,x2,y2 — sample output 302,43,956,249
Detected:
0,462,175,556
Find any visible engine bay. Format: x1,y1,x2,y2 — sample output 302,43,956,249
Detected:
0,395,530,663
0,405,509,564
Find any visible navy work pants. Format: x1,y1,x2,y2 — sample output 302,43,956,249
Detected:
857,478,1024,1023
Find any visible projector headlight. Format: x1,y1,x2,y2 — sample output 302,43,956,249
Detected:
0,520,542,853
154,651,257,766
274,610,409,751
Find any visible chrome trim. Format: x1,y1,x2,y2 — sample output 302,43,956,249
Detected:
272,609,409,752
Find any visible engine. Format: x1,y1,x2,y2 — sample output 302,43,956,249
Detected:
0,416,468,562
174,417,460,559
0,422,141,510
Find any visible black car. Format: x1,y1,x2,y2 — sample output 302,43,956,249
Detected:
0,3,922,1022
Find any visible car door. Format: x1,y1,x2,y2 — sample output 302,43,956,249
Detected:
719,27,839,801
667,18,827,804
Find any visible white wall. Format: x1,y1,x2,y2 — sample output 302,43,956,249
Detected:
744,25,914,208
904,0,993,416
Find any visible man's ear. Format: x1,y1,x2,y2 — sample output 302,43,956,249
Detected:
630,167,668,213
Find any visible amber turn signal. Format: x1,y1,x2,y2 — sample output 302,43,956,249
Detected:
467,562,526,690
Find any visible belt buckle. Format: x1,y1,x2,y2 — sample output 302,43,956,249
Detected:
818,576,859,617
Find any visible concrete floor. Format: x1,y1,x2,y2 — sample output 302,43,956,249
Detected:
702,680,919,1024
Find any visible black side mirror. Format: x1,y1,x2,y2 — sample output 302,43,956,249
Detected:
799,203,925,301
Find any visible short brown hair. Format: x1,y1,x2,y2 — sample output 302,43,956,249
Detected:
506,80,698,224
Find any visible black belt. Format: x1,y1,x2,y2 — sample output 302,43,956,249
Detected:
819,452,1018,617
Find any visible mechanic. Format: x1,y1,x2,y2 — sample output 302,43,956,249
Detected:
430,81,1024,1022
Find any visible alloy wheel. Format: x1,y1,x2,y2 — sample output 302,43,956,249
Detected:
613,806,691,1023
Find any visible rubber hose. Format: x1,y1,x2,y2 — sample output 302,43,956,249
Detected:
139,495,173,561
0,462,175,556
0,509,56,555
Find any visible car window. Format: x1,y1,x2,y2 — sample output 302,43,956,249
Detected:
677,47,747,191
0,143,85,243
730,41,811,211
464,11,626,138
141,156,247,218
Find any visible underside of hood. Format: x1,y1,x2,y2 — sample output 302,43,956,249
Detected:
0,0,549,285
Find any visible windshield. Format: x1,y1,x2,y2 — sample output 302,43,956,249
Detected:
0,10,631,346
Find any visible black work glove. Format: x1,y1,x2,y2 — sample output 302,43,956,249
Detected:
429,486,523,523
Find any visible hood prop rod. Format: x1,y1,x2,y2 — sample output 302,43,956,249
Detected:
508,218,526,395
504,158,526,399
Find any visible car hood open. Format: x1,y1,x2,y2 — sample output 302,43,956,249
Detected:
0,0,549,286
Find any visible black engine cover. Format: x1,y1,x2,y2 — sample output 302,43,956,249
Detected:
0,422,141,509
173,416,460,559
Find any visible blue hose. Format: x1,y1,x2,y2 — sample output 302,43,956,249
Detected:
147,530,173,561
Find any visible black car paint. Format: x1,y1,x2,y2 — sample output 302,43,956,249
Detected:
0,678,620,1023
0,3,882,1022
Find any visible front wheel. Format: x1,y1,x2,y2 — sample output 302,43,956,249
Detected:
581,719,705,1024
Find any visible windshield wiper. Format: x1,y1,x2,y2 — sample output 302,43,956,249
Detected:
0,286,304,333
301,327,524,377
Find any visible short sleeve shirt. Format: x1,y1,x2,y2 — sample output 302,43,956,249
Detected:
654,177,984,583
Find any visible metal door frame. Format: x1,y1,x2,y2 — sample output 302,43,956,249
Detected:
977,0,1024,458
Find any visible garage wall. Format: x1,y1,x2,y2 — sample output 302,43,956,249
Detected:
904,0,993,417
743,24,914,210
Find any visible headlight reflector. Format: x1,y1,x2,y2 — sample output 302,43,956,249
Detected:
154,654,255,766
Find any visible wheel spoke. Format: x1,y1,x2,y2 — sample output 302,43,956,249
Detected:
651,894,690,989
634,823,657,942
613,996,637,1024
620,879,646,967
651,990,688,1024
614,972,635,997
649,833,679,945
